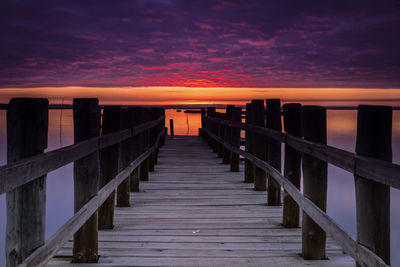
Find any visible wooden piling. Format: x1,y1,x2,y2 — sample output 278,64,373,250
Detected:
282,103,302,228
154,108,162,164
212,114,219,154
251,100,267,191
206,107,216,149
217,113,224,158
301,105,327,260
170,119,174,136
201,108,206,140
117,108,131,207
6,98,48,267
355,105,391,265
230,107,242,172
72,98,100,263
149,108,158,172
222,105,234,164
244,103,254,183
98,106,121,229
266,99,282,206
210,111,219,153
162,109,166,144
140,108,150,181
129,107,142,192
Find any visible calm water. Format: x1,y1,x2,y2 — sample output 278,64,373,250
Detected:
0,108,399,266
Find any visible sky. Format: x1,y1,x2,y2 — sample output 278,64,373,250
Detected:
1,0,400,104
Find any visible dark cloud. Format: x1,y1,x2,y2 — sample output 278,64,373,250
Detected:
0,0,399,88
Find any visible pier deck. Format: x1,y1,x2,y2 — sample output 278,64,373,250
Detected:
49,136,354,266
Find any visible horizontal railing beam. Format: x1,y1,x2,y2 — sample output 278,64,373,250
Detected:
205,116,400,190
203,127,389,267
0,116,165,195
19,128,166,267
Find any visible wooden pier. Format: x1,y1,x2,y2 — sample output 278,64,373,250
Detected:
49,136,353,266
0,98,398,267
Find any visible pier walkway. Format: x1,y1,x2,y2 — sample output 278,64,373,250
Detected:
50,136,353,266
3,100,396,267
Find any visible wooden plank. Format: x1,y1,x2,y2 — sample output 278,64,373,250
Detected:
203,129,381,267
60,239,341,250
48,135,353,267
48,255,355,267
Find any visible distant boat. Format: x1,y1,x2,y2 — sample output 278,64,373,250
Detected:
184,110,201,113
176,109,182,112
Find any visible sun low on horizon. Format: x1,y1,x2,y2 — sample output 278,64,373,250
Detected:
1,1,399,105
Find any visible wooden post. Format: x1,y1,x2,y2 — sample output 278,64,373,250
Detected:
116,108,131,207
244,103,254,183
355,105,391,265
170,119,174,136
72,98,100,263
206,107,216,149
154,108,162,164
149,108,158,171
217,113,224,158
230,107,242,172
129,107,142,192
140,108,150,181
282,103,302,228
6,98,48,267
222,105,234,164
266,99,282,206
210,111,218,153
201,108,206,140
204,108,209,143
301,105,327,260
98,106,121,229
212,113,219,153
159,108,165,146
251,100,267,191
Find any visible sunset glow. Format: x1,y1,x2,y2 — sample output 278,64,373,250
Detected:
0,87,399,106
1,1,400,94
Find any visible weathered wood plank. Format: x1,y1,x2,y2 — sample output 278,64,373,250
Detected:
48,136,353,267
48,255,354,267
203,129,382,267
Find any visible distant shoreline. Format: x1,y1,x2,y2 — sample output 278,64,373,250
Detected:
0,103,399,110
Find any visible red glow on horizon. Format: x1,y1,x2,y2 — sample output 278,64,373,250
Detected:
0,86,399,107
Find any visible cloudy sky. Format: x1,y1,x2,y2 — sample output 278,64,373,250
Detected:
1,0,400,101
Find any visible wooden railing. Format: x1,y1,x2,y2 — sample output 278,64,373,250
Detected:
200,100,398,267
0,98,166,267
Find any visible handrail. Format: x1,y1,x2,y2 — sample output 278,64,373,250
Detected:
19,128,166,267
203,127,389,267
205,116,400,190
0,116,165,195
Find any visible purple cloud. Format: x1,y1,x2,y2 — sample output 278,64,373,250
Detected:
0,0,399,88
